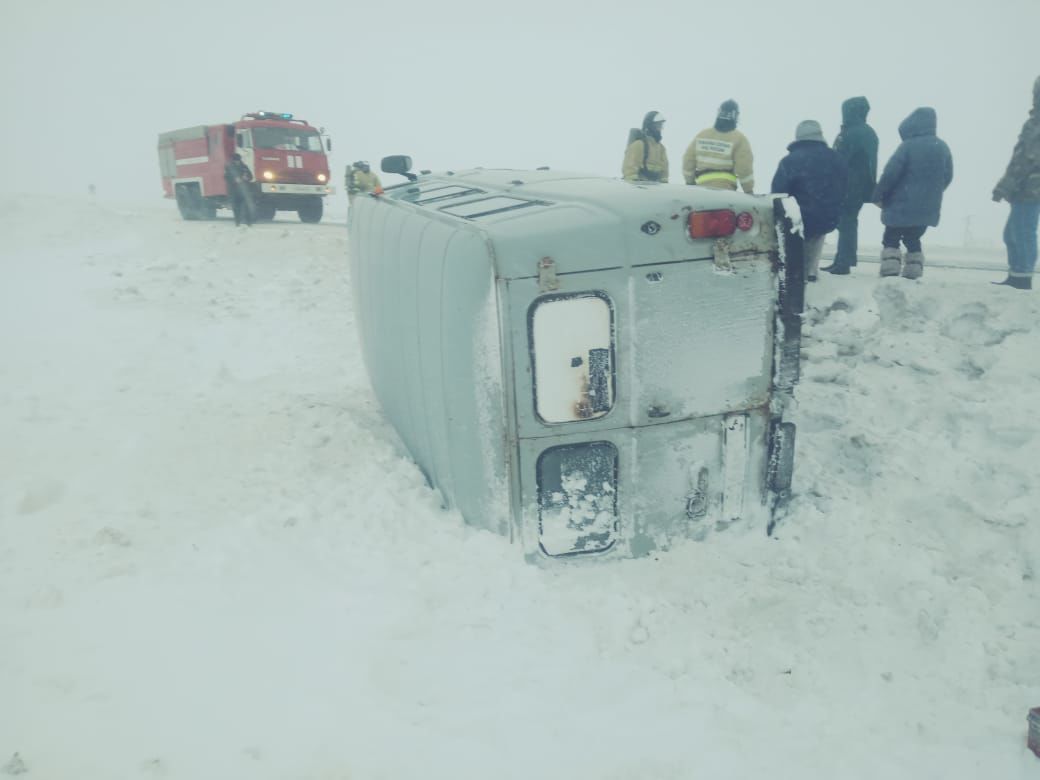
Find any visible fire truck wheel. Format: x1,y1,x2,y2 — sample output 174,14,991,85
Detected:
175,185,202,220
297,197,323,224
255,201,276,221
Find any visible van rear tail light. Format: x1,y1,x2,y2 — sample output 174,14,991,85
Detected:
736,211,755,231
688,209,736,238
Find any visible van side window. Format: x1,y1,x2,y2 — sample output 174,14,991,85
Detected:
236,131,251,149
528,292,616,423
440,196,540,219
413,185,482,204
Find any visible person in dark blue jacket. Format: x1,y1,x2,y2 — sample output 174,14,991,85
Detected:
872,107,954,279
771,120,848,282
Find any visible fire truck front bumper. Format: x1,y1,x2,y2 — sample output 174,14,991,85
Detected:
259,183,334,196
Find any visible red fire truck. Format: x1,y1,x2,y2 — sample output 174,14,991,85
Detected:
157,111,333,223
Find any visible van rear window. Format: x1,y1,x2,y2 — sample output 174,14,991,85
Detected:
537,441,618,556
528,292,616,423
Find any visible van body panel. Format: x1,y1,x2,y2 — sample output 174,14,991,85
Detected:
350,167,801,560
349,197,512,532
629,257,775,421
440,231,512,536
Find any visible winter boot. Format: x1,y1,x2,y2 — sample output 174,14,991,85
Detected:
821,261,851,274
879,247,902,277
992,275,1034,290
902,251,924,280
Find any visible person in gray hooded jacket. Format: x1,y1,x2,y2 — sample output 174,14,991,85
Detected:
872,107,953,279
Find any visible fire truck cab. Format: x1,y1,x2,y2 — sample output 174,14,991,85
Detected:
157,111,334,223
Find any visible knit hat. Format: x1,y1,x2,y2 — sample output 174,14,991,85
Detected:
717,100,739,122
795,119,825,143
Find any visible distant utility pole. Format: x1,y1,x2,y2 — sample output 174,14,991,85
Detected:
963,215,975,248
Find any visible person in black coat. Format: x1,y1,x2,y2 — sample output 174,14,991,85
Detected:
872,107,953,279
223,153,255,227
771,120,848,282
823,96,879,274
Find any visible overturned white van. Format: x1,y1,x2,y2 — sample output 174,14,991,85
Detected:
348,158,803,560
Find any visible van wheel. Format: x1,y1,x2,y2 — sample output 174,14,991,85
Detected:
297,197,323,223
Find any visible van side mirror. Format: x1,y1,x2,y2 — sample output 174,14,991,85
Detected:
382,155,417,182
326,138,332,151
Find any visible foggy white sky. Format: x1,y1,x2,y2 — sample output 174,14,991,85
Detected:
3,0,1037,245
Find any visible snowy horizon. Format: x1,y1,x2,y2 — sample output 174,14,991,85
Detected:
3,0,1039,247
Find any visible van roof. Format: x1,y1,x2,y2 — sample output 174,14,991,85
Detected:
383,168,772,279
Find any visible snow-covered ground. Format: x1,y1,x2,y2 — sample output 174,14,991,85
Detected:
2,195,1038,779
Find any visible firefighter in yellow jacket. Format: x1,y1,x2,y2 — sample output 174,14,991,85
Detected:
346,161,382,204
683,100,755,193
622,111,669,183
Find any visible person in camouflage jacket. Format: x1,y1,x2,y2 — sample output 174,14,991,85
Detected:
992,76,1040,290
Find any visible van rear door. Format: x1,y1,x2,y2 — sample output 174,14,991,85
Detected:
506,251,776,556
507,254,775,437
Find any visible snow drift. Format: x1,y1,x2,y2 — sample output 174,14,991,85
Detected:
1,195,1038,779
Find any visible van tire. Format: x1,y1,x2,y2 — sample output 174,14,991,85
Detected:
297,197,323,223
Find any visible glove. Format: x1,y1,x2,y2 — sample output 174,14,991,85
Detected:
992,188,1005,203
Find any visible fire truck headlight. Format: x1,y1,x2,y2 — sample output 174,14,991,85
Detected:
262,170,274,180
317,173,327,183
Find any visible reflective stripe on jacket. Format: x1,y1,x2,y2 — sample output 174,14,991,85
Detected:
695,171,738,185
622,137,669,183
682,128,754,193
